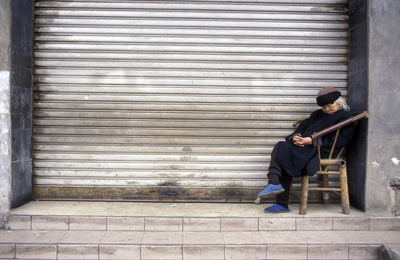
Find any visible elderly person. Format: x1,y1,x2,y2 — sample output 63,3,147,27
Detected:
257,87,354,213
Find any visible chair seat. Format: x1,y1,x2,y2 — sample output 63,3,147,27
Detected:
320,158,346,166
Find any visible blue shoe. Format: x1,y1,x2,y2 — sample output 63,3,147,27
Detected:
257,184,284,198
264,203,289,213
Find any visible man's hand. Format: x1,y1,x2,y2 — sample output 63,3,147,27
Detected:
293,135,312,147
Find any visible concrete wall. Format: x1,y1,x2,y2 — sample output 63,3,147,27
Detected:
0,0,33,214
0,0,11,215
366,0,400,214
10,0,33,208
347,0,369,210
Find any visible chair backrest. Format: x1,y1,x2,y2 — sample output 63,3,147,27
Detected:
311,111,369,160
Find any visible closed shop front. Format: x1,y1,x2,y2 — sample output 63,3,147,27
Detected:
33,0,349,201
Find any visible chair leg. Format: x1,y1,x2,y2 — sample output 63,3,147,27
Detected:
339,166,350,214
322,174,330,204
288,179,293,205
299,176,309,215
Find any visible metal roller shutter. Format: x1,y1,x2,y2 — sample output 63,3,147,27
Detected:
33,0,349,201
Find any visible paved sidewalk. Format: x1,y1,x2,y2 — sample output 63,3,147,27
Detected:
8,200,387,217
1,201,399,259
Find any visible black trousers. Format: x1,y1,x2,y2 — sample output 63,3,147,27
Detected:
267,143,293,207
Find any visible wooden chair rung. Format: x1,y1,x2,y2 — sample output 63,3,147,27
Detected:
308,187,341,192
316,171,340,175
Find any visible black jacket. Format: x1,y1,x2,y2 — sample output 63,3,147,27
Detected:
274,109,354,177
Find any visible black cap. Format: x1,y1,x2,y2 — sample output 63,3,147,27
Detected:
316,87,341,106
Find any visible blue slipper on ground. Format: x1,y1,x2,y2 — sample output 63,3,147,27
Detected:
264,203,290,213
257,184,284,198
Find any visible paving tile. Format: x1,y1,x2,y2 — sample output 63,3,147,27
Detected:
58,244,98,260
0,244,15,259
222,231,265,244
349,245,380,260
16,244,57,259
266,244,307,259
183,245,224,260
296,217,333,231
0,230,29,243
107,216,145,231
335,231,387,244
308,244,349,260
4,215,31,230
221,217,258,231
183,218,220,231
297,231,346,244
99,245,141,260
32,216,69,230
142,231,182,244
141,245,182,260
260,231,306,244
145,217,183,231
370,217,400,231
333,217,370,231
259,217,296,231
225,245,266,260
16,230,66,243
183,232,224,245
58,230,105,244
69,216,107,230
100,231,143,244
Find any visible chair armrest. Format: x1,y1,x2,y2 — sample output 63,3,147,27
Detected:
311,111,369,140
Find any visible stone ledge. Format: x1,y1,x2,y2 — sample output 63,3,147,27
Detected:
4,214,399,232
378,244,400,260
2,230,397,244
0,236,388,260
0,244,386,260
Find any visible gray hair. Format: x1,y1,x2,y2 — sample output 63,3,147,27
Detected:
335,97,350,111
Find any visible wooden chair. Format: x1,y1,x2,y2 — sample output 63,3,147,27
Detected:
299,111,369,215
